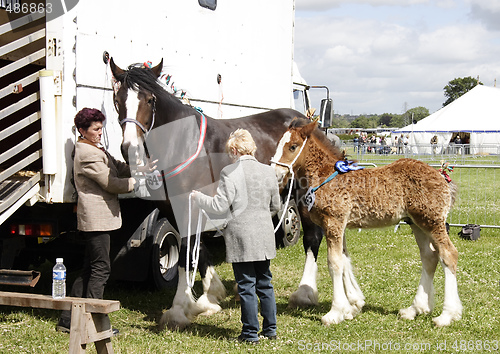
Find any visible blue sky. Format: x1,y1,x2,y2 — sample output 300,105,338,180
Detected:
294,0,500,116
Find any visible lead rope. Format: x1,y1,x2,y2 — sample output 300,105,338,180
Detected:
186,193,202,289
186,192,225,289
271,137,308,233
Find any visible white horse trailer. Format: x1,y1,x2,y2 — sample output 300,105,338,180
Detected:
0,0,330,287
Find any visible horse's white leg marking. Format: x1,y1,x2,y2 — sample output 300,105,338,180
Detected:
342,254,365,314
159,267,203,330
400,226,437,320
271,131,291,182
433,262,462,327
289,248,319,308
196,265,226,316
400,267,435,320
322,239,353,325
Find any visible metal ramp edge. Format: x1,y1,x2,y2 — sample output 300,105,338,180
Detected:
0,172,41,226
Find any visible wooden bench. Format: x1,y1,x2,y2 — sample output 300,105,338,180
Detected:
0,291,120,354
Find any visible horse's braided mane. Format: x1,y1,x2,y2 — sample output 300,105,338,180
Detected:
290,118,345,161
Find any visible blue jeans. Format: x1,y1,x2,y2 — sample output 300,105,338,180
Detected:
232,260,277,340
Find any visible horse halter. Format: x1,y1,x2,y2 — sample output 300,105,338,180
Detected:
271,137,308,174
119,94,156,138
271,137,308,234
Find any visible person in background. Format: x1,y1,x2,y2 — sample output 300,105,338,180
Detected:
57,108,137,334
191,129,281,344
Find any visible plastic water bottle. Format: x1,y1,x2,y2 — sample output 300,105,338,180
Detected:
52,258,66,299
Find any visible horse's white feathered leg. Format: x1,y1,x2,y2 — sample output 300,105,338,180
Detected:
196,265,225,316
289,248,319,308
342,254,365,314
322,236,353,325
400,226,438,320
159,267,203,330
433,262,462,327
399,266,435,320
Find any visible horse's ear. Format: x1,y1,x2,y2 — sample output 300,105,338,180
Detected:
299,121,319,139
110,57,125,82
151,59,163,78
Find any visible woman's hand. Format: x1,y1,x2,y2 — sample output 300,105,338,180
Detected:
137,158,158,173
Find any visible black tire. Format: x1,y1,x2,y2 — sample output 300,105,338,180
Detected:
151,218,181,289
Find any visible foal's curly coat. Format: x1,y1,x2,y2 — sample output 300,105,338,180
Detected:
273,119,462,327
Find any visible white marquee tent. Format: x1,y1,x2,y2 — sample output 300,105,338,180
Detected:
394,85,500,155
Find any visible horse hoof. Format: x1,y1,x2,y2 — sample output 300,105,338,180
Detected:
196,294,222,316
350,298,365,313
399,307,417,320
433,312,461,327
288,285,319,308
159,308,191,331
321,310,345,325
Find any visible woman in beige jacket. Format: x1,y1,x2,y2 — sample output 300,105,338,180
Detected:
57,108,135,333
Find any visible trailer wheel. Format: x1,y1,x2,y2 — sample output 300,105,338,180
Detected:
281,201,301,247
151,218,181,289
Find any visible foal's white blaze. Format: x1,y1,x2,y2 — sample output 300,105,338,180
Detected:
272,131,292,182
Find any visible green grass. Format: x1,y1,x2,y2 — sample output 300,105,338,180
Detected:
1,226,499,353
1,155,499,353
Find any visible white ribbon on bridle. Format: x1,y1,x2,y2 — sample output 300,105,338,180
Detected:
270,137,308,233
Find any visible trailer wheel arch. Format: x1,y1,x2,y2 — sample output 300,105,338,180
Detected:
150,218,181,289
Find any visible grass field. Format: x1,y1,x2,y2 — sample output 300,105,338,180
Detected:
1,225,499,353
1,154,499,353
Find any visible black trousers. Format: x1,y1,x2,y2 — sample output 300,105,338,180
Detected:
59,231,111,325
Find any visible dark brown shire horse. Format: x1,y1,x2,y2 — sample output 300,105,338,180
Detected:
110,59,325,330
273,118,462,327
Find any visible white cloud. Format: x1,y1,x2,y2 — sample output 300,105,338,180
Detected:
294,0,500,115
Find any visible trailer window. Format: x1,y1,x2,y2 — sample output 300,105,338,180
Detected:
199,0,216,10
293,89,306,115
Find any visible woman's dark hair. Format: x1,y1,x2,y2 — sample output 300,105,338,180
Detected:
74,108,105,131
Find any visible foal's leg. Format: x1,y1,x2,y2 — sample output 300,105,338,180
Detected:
400,225,438,320
322,225,353,325
196,243,226,316
288,219,322,308
430,225,462,327
400,223,462,326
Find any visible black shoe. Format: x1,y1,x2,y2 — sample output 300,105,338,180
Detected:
56,318,70,333
112,328,120,337
235,334,259,344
